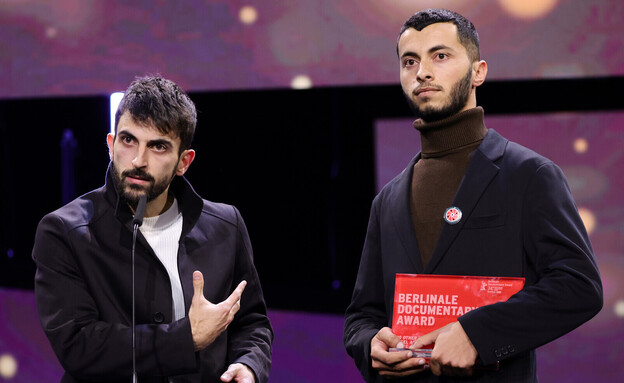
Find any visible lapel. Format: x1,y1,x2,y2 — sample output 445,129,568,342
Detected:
388,154,424,272
425,129,508,273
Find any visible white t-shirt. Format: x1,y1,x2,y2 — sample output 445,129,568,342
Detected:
139,198,185,321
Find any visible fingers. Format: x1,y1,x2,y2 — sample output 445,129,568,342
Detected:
224,280,247,307
192,270,204,304
411,331,437,350
376,327,402,348
371,327,427,376
220,364,236,382
220,363,255,383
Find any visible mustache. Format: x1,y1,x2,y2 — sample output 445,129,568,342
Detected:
413,83,443,95
122,168,155,183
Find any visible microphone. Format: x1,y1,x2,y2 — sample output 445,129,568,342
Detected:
133,194,147,227
131,194,146,383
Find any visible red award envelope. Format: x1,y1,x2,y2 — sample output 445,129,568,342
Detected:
392,274,525,347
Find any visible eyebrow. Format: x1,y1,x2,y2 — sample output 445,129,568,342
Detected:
400,44,454,60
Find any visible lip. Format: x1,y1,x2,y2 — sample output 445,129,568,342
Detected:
415,87,439,97
126,176,150,185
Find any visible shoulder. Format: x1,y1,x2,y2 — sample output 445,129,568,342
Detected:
485,129,557,175
372,157,415,208
199,199,242,227
502,141,561,183
37,187,106,233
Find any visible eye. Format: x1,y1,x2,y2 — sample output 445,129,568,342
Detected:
403,58,418,68
120,135,135,145
151,143,168,152
435,53,448,60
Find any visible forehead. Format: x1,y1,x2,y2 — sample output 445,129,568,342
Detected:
116,111,181,146
398,22,463,56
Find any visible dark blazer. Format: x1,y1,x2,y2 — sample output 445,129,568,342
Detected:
33,166,273,383
344,129,603,382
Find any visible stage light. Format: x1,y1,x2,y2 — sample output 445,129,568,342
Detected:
574,138,588,154
498,0,559,20
110,92,124,134
0,353,18,379
290,75,312,89
615,300,624,318
578,207,596,235
239,5,258,25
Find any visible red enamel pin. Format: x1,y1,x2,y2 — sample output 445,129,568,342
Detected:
444,207,462,225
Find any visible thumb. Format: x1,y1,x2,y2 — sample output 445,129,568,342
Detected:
220,363,237,382
192,270,204,303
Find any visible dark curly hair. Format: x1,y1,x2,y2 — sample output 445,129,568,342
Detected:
397,8,480,63
114,75,197,153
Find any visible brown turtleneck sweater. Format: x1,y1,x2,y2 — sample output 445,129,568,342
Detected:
410,107,488,268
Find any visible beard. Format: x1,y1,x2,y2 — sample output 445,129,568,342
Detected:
111,161,175,207
405,65,473,123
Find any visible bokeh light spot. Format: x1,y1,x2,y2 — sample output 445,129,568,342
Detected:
578,207,596,235
574,138,588,154
0,353,18,379
290,75,313,89
615,300,624,318
497,0,559,19
45,27,58,39
239,6,258,25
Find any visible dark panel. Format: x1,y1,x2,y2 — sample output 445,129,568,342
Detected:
1,76,622,313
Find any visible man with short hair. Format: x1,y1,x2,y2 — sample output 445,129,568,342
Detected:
344,8,602,382
33,75,272,383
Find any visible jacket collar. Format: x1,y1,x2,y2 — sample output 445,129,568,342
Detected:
388,128,508,273
102,162,203,235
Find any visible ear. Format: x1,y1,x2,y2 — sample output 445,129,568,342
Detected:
106,133,115,161
472,60,488,87
176,149,196,176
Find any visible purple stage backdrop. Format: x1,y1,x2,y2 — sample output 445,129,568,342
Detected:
1,0,623,99
2,1,623,382
0,288,364,382
1,111,623,381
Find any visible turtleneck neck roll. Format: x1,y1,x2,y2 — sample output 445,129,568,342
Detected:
415,107,488,156
410,107,488,268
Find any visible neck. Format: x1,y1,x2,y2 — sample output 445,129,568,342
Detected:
414,107,487,156
146,191,174,217
128,190,173,218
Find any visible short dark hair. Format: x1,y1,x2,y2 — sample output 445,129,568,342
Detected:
397,8,480,63
114,75,197,152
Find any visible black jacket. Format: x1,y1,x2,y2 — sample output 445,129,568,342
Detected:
344,128,603,382
33,165,273,382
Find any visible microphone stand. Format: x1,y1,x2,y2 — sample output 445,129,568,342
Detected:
131,195,147,383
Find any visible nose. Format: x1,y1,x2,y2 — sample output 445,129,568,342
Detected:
132,145,148,168
417,61,433,82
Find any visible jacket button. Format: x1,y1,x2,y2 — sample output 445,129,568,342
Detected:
502,348,509,355
508,345,515,353
153,312,165,323
494,350,502,358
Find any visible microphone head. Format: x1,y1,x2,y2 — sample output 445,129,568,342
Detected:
132,195,147,227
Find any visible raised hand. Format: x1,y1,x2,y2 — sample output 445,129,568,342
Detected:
188,270,246,351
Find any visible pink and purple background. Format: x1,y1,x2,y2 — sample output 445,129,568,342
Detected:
1,0,623,98
1,0,623,382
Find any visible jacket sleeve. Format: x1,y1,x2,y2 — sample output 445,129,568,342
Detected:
225,207,273,383
343,199,387,383
458,161,603,365
32,213,197,381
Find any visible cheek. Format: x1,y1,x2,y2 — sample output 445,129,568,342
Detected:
113,147,132,164
400,72,415,91
155,157,181,177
